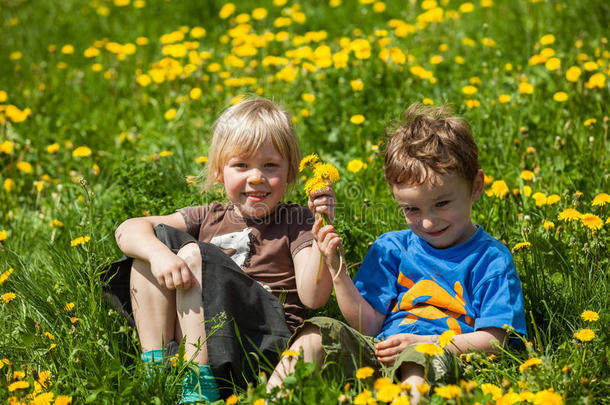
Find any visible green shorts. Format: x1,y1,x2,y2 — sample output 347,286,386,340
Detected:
297,317,459,383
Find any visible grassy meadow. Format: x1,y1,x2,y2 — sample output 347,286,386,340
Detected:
1,0,609,403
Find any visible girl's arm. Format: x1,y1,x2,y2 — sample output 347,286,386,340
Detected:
292,187,336,309
114,212,194,290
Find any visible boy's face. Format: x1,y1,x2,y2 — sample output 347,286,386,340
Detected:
217,139,288,219
391,171,484,249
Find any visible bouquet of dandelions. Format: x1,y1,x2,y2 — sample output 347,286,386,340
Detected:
299,154,344,283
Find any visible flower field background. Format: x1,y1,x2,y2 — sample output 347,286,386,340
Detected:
1,0,609,403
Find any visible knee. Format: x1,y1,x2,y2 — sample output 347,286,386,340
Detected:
292,324,323,354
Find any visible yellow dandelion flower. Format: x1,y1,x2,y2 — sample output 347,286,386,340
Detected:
566,66,581,82
592,193,610,206
498,94,511,103
4,178,15,192
219,3,235,19
0,229,8,241
347,159,365,173
350,114,365,124
17,161,34,174
580,213,603,230
546,194,561,205
8,380,29,391
189,88,202,100
2,292,16,303
313,163,340,183
540,34,555,45
585,73,605,89
491,180,509,198
299,154,319,172
253,399,265,405
481,383,502,400
70,317,79,324
226,394,239,405
46,143,60,153
72,146,92,157
462,85,477,95
519,82,534,94
553,91,568,102
439,330,456,348
304,178,328,195
164,108,177,120
31,392,54,405
519,357,542,372
512,241,531,252
558,208,582,222
159,150,173,157
376,382,401,402
532,192,547,207
584,118,596,126
573,328,595,342
301,93,315,102
353,390,372,404
542,220,555,230
580,310,599,322
533,389,562,405
195,156,207,164
0,140,15,154
434,384,461,399
350,79,364,91
417,383,430,394
0,268,13,285
520,170,534,181
415,343,443,356
64,302,75,311
70,236,91,247
281,349,300,357
355,366,374,379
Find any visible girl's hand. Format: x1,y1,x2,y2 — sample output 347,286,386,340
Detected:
375,333,437,365
149,249,194,290
312,215,343,272
308,185,336,223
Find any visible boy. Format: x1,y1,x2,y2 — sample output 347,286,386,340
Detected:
268,103,526,404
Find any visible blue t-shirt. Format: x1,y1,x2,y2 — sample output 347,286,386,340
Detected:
354,226,526,340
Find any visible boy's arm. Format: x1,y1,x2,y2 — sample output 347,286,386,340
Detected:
375,327,506,364
114,212,194,290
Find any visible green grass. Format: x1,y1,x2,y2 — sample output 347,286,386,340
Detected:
1,0,609,403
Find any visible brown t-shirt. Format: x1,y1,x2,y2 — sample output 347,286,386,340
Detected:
177,201,314,330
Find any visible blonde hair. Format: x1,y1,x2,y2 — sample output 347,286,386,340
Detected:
384,103,479,186
205,98,300,189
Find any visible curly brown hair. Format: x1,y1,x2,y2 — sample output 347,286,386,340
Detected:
384,103,480,186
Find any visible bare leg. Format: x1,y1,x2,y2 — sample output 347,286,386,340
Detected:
400,363,425,405
267,324,325,390
175,243,207,364
130,259,176,352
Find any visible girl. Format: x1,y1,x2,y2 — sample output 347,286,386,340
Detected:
105,98,335,402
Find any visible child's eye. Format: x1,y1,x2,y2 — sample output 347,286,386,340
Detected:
436,200,450,207
232,162,247,168
402,206,418,214
264,162,278,168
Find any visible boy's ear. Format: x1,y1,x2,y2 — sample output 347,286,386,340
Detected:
471,170,485,201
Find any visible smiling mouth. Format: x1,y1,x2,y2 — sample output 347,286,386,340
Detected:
244,192,270,200
425,226,449,237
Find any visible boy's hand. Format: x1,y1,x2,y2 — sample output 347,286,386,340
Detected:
375,333,437,365
149,249,194,290
307,185,336,223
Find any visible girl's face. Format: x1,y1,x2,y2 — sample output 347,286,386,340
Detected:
217,139,289,219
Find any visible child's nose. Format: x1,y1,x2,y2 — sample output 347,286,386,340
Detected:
421,216,437,230
248,169,264,184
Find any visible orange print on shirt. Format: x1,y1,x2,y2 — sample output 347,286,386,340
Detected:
393,276,474,333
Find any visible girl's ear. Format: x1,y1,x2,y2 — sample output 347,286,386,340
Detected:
471,170,485,201
216,171,224,183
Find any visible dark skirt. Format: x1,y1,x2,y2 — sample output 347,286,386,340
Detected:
101,224,292,396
